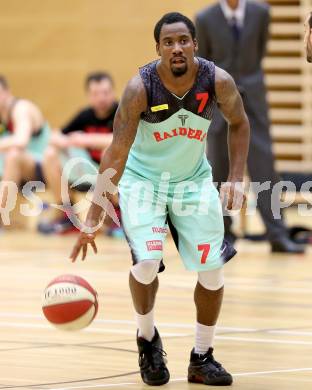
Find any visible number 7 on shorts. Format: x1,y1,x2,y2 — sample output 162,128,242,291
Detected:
198,244,211,264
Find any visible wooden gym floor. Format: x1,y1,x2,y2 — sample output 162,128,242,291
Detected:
0,220,312,389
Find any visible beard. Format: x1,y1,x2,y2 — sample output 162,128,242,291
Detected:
171,63,188,77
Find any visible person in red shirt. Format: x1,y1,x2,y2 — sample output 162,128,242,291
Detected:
37,71,121,236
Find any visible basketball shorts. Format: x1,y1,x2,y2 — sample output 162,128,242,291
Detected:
60,147,99,190
119,172,224,272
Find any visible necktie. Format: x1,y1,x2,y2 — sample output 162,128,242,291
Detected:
230,16,240,40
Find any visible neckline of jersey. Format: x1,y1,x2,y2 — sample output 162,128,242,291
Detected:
154,58,202,100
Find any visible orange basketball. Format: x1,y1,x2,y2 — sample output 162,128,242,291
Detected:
42,274,98,331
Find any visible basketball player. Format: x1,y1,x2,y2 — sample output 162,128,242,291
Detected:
304,12,312,62
70,12,250,386
0,75,50,226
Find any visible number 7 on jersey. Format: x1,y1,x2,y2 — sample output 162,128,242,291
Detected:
196,92,209,114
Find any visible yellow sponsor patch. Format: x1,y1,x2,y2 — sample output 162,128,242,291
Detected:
151,104,169,112
0,124,6,134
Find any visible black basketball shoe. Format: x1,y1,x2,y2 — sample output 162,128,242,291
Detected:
188,347,233,386
137,328,170,386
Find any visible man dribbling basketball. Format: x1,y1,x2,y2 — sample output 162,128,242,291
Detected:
70,12,249,386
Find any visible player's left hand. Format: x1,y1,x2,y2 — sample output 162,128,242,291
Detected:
220,181,246,211
70,232,97,262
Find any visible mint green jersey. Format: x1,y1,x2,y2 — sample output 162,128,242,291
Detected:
123,58,217,184
119,59,225,272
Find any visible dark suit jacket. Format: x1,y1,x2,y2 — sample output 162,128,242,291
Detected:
195,1,270,123
195,2,289,239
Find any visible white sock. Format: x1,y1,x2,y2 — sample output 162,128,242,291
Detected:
136,309,155,341
195,322,216,354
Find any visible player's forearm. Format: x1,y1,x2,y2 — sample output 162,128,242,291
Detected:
227,119,250,181
70,133,113,149
88,133,113,148
0,135,28,151
86,144,128,226
98,143,128,186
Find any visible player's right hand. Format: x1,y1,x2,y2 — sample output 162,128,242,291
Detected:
220,181,246,211
70,232,97,262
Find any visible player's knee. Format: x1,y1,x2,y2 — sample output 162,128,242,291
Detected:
198,268,224,291
130,260,160,285
5,147,22,165
44,145,59,163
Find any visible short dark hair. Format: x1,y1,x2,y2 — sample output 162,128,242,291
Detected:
154,12,196,43
309,12,312,28
0,75,9,89
85,71,114,90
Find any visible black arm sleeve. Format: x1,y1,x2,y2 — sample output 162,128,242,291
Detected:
61,110,86,134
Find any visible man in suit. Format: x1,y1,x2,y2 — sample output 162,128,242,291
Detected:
195,0,304,253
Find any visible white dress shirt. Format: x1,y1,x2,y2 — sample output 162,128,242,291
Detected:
220,0,246,27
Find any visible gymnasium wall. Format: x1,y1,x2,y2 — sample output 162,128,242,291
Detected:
0,0,213,126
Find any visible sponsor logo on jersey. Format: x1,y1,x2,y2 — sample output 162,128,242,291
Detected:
146,240,163,251
151,104,169,112
152,227,168,234
178,114,188,126
153,128,207,143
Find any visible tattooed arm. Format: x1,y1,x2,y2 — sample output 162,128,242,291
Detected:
98,75,146,184
214,66,250,209
70,75,147,261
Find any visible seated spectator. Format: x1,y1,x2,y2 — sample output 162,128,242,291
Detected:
37,71,122,236
0,75,50,227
